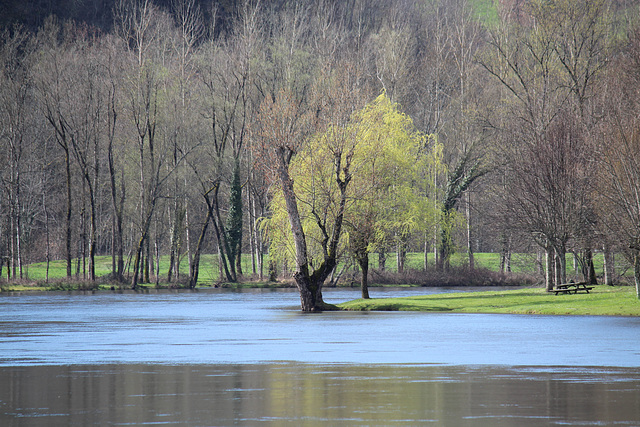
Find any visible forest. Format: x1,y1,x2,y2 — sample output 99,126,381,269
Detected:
1,0,640,310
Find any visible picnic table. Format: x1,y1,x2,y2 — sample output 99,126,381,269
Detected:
552,281,594,295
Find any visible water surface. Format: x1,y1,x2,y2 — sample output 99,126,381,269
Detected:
0,287,639,426
0,287,638,366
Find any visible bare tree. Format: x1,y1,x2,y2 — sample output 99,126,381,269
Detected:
596,24,640,298
0,27,36,280
479,1,603,289
102,35,126,282
34,19,78,278
191,2,257,285
157,0,205,286
116,1,182,289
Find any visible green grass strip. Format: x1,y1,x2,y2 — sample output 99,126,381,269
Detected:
339,286,640,316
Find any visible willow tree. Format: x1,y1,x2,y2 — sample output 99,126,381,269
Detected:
263,93,442,302
254,59,370,310
341,94,441,298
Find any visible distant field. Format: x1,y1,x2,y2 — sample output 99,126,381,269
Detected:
16,254,237,285
469,0,500,28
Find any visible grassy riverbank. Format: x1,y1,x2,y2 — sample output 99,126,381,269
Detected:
339,286,640,316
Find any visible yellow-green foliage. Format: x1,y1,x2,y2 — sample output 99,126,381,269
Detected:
264,93,444,268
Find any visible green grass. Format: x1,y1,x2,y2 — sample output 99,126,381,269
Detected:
3,251,633,292
339,286,640,316
378,251,631,278
12,253,259,284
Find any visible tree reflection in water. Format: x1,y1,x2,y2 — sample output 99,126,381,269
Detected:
1,364,639,426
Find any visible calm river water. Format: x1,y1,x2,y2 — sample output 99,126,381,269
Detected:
0,287,639,426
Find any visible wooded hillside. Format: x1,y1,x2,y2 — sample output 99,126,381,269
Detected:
1,0,639,304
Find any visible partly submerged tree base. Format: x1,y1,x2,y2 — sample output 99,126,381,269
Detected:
313,301,340,312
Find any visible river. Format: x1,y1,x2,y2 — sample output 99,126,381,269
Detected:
0,287,639,425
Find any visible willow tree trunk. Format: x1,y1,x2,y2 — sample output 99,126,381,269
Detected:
294,272,327,312
275,149,340,312
378,250,386,271
423,238,429,271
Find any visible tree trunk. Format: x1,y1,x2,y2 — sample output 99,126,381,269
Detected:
295,272,321,312
252,192,264,280
545,244,554,291
584,247,598,286
554,242,567,286
603,245,614,286
131,235,144,290
43,191,50,284
466,192,474,271
275,148,341,312
227,160,243,279
109,153,124,282
154,228,160,288
189,204,213,288
439,210,454,271
4,222,10,281
144,236,154,283
248,188,256,276
64,147,72,278
131,200,156,289
185,197,193,280
77,202,84,278
357,252,370,299
81,196,87,279
635,251,640,300
396,240,406,273
536,249,543,278
378,250,386,271
86,179,96,282
218,250,224,281
500,231,511,274
423,237,429,271
167,200,178,283
209,193,234,282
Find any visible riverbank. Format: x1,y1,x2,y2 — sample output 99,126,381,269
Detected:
339,285,640,316
0,280,296,293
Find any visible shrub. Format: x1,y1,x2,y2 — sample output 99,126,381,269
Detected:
368,267,537,287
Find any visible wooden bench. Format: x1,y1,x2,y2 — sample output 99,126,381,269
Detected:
552,281,594,295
